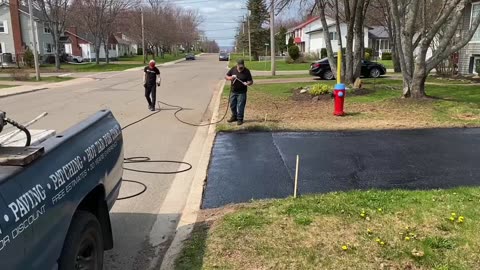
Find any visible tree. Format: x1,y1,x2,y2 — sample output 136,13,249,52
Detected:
280,0,370,84
247,0,269,60
288,45,300,61
276,26,288,55
36,0,70,70
387,0,480,98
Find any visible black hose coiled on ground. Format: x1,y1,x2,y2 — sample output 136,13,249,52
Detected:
5,117,31,147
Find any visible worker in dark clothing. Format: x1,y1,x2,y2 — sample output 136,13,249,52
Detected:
225,59,253,125
143,60,161,111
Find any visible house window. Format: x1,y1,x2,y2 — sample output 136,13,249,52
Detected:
44,23,51,34
329,32,338,40
472,3,480,42
0,21,7,34
45,43,52,53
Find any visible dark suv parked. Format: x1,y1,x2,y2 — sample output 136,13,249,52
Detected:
310,57,386,80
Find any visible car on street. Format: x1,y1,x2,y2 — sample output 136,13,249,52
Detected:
309,57,387,80
185,53,195,60
219,52,229,61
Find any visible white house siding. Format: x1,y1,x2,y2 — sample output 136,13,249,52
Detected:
307,24,369,54
459,1,480,75
19,13,53,56
79,43,118,61
0,5,14,55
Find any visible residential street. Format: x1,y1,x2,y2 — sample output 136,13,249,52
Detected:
0,54,227,270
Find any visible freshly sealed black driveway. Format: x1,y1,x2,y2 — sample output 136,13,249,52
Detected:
202,129,480,209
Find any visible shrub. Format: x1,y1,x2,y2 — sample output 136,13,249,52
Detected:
365,48,373,56
23,48,34,68
137,48,143,55
10,69,30,81
476,59,480,74
309,83,331,96
382,52,392,60
288,45,300,61
321,48,327,58
365,52,371,61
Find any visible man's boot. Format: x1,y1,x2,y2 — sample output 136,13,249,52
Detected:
227,116,237,123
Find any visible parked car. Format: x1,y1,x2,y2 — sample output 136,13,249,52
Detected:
185,53,195,60
219,52,229,61
310,57,386,80
65,54,84,63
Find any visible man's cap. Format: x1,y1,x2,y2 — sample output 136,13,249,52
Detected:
237,59,245,66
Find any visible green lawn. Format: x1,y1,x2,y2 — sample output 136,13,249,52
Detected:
176,188,480,270
118,53,195,63
0,85,14,89
229,54,311,71
255,74,312,80
377,60,393,69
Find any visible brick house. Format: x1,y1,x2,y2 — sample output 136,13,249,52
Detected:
0,0,54,63
459,0,480,75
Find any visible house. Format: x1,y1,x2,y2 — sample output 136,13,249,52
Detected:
286,17,369,56
459,0,480,75
368,26,392,58
0,0,54,63
62,28,123,61
113,32,137,57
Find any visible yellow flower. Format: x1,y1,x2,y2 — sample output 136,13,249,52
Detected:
449,217,455,222
342,245,348,251
451,212,456,217
380,241,385,245
367,229,372,234
405,237,411,241
360,213,366,218
405,226,410,231
378,208,383,212
376,238,381,242
458,216,465,223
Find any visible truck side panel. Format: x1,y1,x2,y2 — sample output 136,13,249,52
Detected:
0,110,123,270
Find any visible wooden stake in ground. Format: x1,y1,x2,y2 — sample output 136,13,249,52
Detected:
294,155,299,198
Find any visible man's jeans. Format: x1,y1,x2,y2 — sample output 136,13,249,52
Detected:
230,92,247,120
145,84,157,107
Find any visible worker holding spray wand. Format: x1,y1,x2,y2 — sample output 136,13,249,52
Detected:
225,59,253,125
143,60,161,111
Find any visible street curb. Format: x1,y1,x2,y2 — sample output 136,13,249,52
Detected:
0,87,49,98
159,79,225,270
0,78,95,99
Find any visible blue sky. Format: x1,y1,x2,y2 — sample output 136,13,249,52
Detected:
169,0,300,47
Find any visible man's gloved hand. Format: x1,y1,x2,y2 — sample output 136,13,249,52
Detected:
231,74,237,79
157,82,161,87
243,82,248,86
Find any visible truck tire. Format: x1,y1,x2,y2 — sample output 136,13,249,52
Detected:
58,211,104,270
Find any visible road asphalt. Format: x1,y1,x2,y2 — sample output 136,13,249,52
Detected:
0,54,228,269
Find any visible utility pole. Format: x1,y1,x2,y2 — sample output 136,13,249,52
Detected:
27,0,40,81
270,0,275,76
141,7,146,64
247,10,252,61
242,17,245,58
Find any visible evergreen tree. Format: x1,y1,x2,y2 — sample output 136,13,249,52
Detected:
276,26,288,55
247,0,269,60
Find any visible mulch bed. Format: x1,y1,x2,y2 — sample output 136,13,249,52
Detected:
291,87,375,102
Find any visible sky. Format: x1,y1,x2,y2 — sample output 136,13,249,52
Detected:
167,0,300,48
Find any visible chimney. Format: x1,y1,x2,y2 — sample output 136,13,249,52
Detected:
9,0,24,55
67,26,77,35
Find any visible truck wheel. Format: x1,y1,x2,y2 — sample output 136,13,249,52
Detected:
58,211,104,270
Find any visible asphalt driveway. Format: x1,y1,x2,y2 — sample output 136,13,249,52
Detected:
202,129,480,209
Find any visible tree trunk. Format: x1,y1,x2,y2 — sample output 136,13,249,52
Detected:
392,46,401,72
410,65,427,98
104,43,110,64
95,43,100,64
54,36,61,71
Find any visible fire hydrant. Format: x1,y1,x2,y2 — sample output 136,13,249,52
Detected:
333,83,346,116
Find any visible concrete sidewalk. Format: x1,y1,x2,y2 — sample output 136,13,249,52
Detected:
0,77,95,98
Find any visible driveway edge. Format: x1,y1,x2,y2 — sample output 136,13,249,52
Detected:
159,79,225,270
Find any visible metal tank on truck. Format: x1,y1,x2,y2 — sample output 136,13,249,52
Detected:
0,110,123,270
